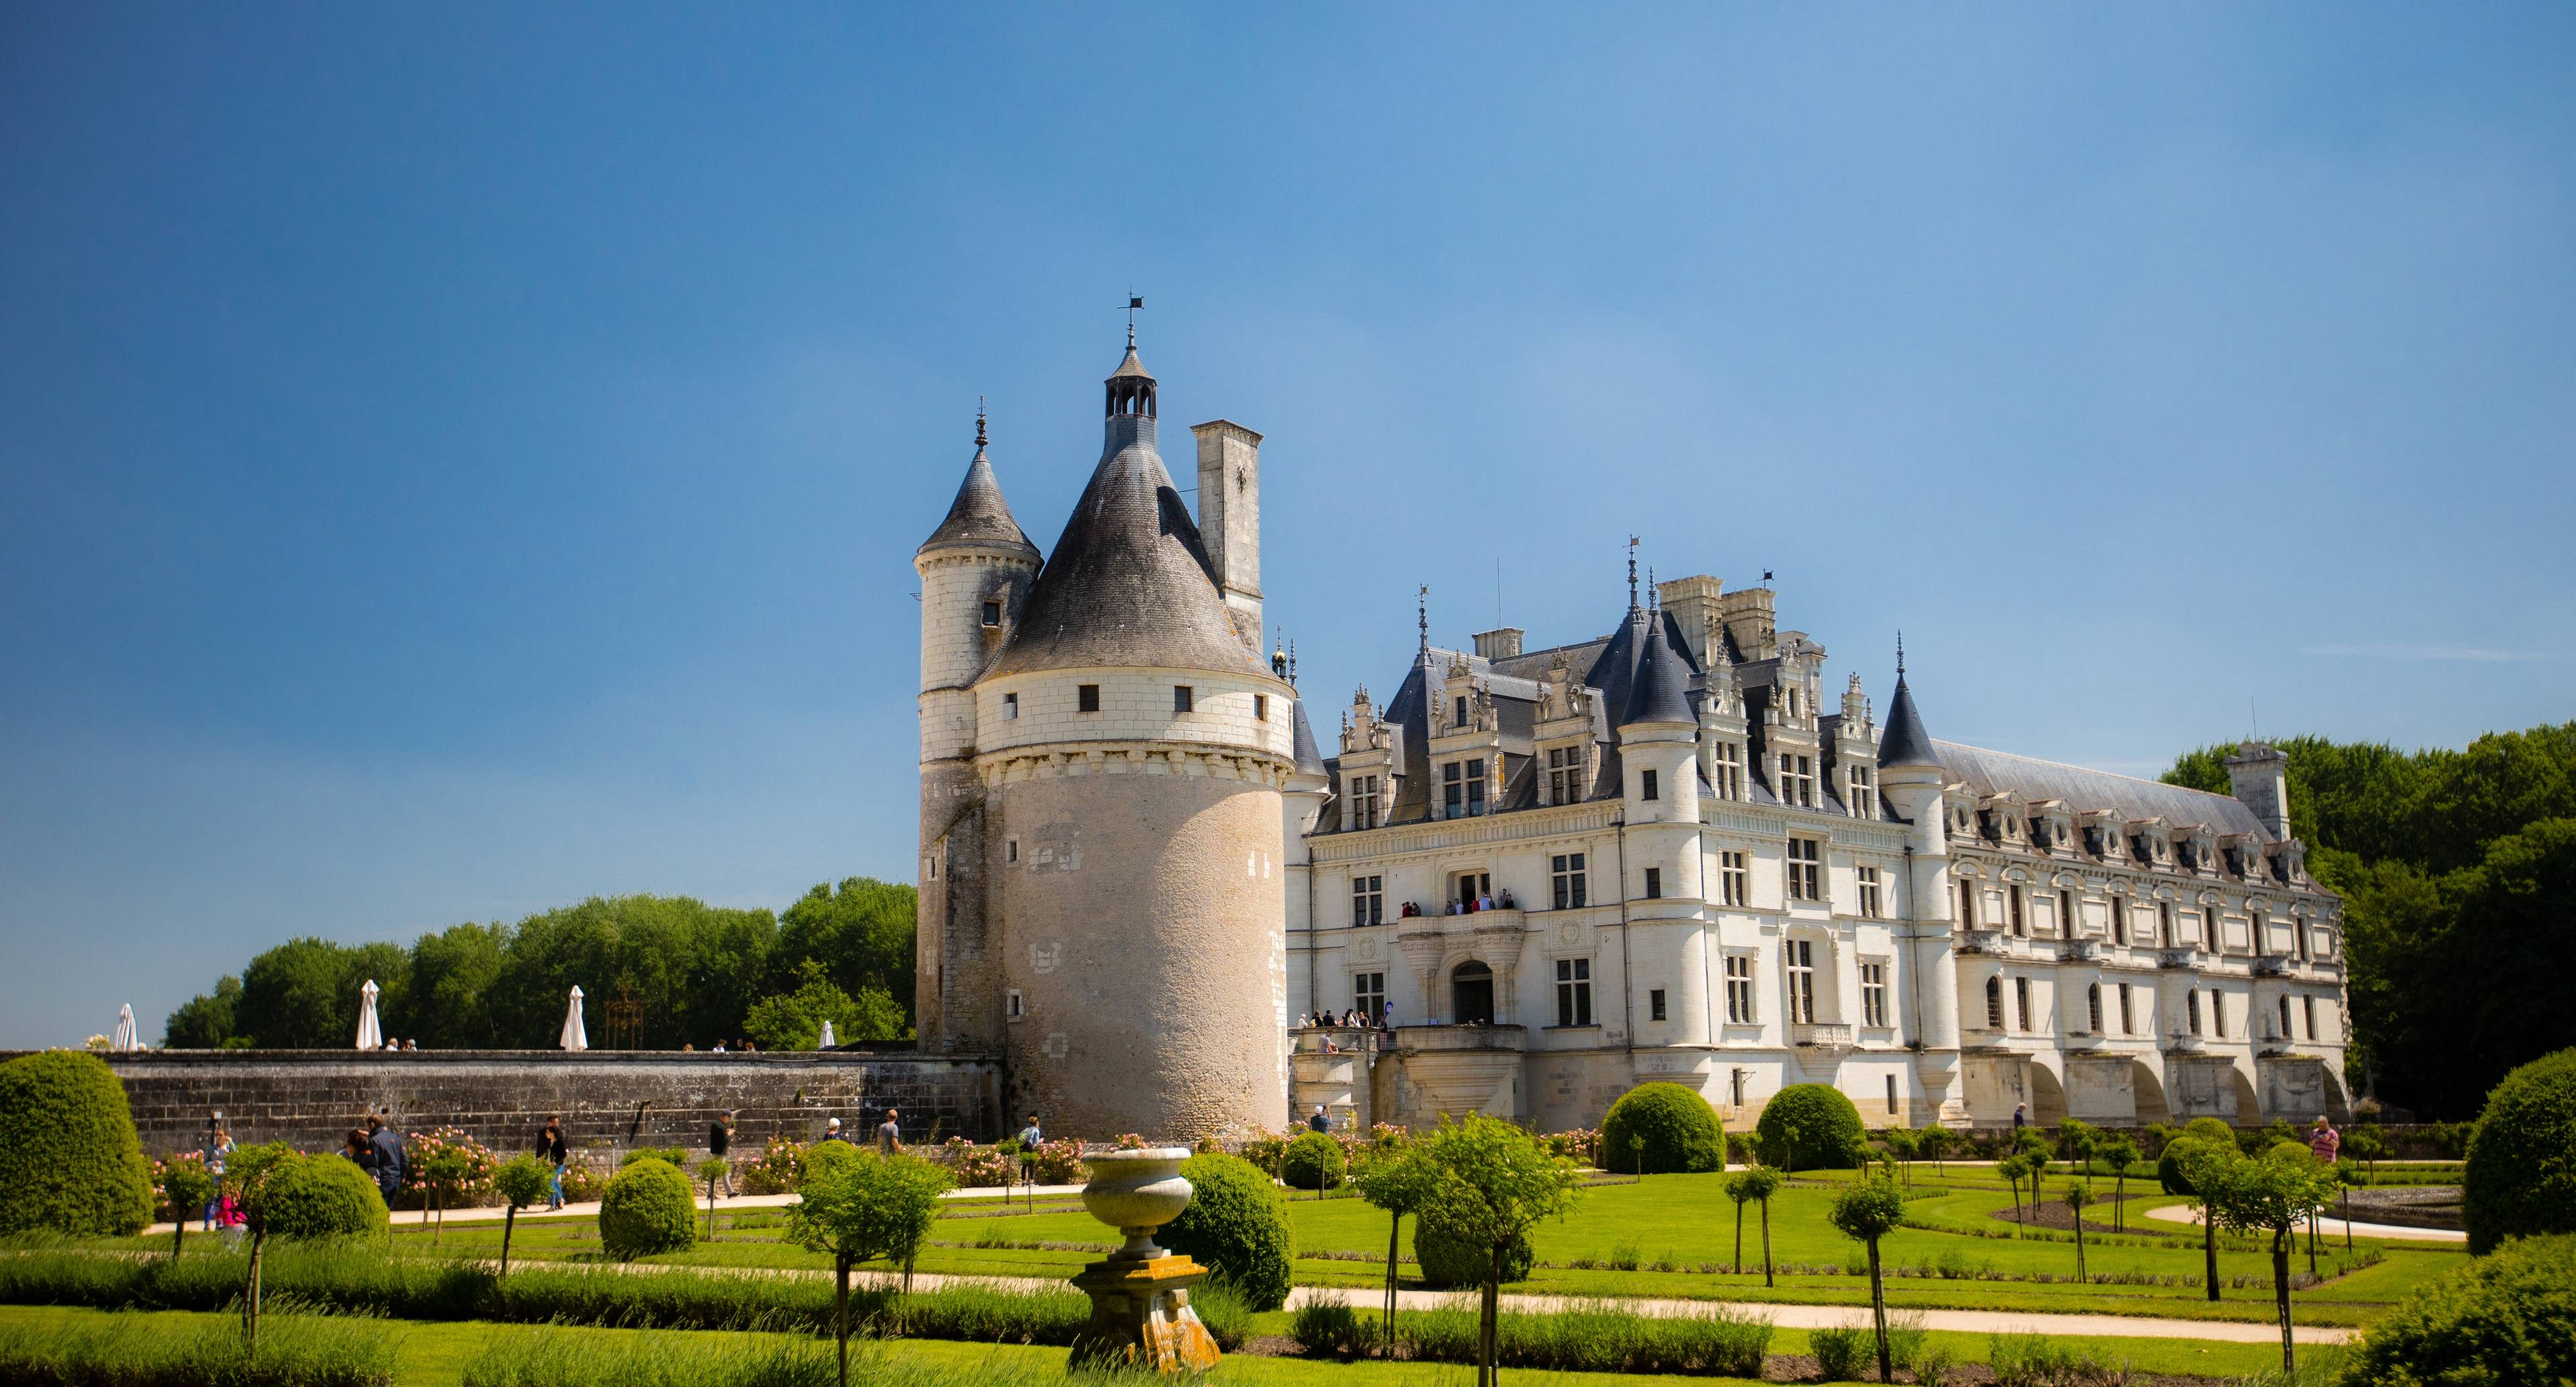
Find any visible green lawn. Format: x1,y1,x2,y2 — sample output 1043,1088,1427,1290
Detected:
352,1166,2458,1327
0,1302,2310,1385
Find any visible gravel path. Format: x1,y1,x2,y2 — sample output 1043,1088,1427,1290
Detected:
2140,1202,2464,1244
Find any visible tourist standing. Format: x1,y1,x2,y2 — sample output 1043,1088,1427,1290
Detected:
540,1117,568,1210
708,1111,735,1197
2012,1102,2028,1134
818,1117,847,1144
876,1109,902,1155
2308,1116,2341,1164
1017,1115,1042,1184
343,1128,374,1171
202,1127,233,1232
366,1115,405,1207
1309,1104,1331,1134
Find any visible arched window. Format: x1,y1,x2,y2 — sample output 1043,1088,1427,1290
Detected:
2087,983,2103,1034
1984,975,2005,1030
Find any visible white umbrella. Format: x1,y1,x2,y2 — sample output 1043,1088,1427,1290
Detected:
111,1005,140,1052
355,979,383,1050
816,1018,837,1049
559,986,588,1052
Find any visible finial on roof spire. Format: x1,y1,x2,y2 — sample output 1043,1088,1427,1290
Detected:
1896,630,1907,680
1626,536,1640,612
1648,566,1658,611
1417,585,1430,655
974,396,987,452
1289,639,1298,686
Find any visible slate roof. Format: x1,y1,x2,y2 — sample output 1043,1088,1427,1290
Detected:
1290,697,1329,777
1622,610,1697,725
919,445,1036,555
1878,676,1940,769
1932,740,2267,838
987,413,1262,678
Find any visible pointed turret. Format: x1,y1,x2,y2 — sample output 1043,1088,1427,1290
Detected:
1621,610,1696,727
1878,671,1940,769
919,408,1038,557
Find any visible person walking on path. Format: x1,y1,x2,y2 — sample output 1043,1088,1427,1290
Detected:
540,1117,569,1209
1017,1115,1043,1184
366,1115,406,1207
2308,1117,2340,1164
876,1109,903,1155
202,1127,233,1232
708,1111,735,1197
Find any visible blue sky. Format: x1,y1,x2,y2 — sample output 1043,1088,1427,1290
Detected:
3,6,2569,1048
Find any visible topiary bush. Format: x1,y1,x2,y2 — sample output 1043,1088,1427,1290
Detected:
596,1157,697,1260
2157,1138,2208,1197
260,1153,389,1240
1599,1082,1725,1174
1413,1207,1534,1288
1280,1132,1347,1192
1159,1153,1293,1311
2341,1231,2576,1384
0,1050,154,1237
1754,1084,1866,1171
2461,1048,2576,1255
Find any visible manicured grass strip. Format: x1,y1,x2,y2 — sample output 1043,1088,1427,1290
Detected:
0,1305,396,1386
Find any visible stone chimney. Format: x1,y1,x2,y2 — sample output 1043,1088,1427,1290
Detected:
2224,742,2292,842
1655,575,1724,665
1191,421,1263,626
1472,627,1523,660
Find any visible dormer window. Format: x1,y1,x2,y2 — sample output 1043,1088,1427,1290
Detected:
1547,746,1585,805
1847,764,1876,818
1711,742,1744,800
1442,759,1487,819
1454,695,1468,727
1778,755,1816,808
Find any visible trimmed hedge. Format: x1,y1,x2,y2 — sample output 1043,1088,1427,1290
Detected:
1159,1154,1293,1311
1599,1083,1725,1174
596,1158,696,1260
1754,1084,1865,1170
1414,1209,1534,1288
1280,1132,1347,1192
2341,1231,2576,1385
0,1050,154,1238
262,1154,388,1240
2461,1048,2576,1255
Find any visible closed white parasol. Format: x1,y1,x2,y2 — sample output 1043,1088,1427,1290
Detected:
356,979,383,1050
816,1018,837,1049
559,986,588,1052
111,1005,140,1052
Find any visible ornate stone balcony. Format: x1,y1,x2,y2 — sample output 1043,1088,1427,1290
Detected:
1790,1022,1856,1054
2156,946,2204,970
1393,1024,1528,1054
1961,929,2010,956
2252,954,2292,977
2059,938,2100,962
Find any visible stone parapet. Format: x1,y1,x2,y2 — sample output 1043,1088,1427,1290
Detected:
20,1050,1003,1158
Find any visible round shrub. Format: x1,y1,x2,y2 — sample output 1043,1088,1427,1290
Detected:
1159,1153,1293,1311
1281,1132,1347,1192
1754,1084,1866,1171
1599,1082,1725,1174
2342,1231,2576,1384
1413,1207,1534,1288
0,1050,154,1237
597,1157,697,1260
2463,1047,2576,1255
2157,1137,2208,1197
259,1153,388,1239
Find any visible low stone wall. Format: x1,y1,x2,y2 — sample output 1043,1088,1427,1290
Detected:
11,1050,1004,1159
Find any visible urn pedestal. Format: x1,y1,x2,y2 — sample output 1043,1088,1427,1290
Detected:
1067,1148,1220,1373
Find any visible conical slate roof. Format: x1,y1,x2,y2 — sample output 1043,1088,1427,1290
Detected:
1108,345,1154,380
987,418,1258,678
1878,675,1940,769
1621,609,1697,726
1290,697,1329,777
919,444,1036,555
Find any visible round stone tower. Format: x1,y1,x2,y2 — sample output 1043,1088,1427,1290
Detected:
968,343,1297,1140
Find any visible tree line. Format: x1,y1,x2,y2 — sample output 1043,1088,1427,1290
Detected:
2165,720,2575,1119
162,877,916,1052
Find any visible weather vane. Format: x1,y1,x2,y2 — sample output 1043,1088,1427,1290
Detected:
1125,294,1144,347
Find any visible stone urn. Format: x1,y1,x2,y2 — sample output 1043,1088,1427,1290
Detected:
1069,1146,1219,1372
1079,1147,1194,1259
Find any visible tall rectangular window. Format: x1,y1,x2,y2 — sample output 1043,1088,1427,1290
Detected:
2008,886,2026,936
1856,865,1882,920
2279,995,2294,1040
1354,972,1385,1019
1348,775,1380,830
2058,889,2074,938
1642,867,1662,899
1779,754,1816,808
2302,995,2316,1041
2212,991,2228,1038
1077,684,1099,712
1847,763,1876,818
1648,988,1667,1021
2160,902,2175,948
1454,694,1468,727
1713,741,1743,799
1254,694,1268,722
2087,983,2103,1034
1885,1074,1899,1113
1787,838,1822,901
1173,685,1193,713
1550,853,1588,909
2015,976,2033,1032
2118,983,2134,1034
1004,691,1019,720
1442,762,1462,820
1986,976,2006,1030
1786,938,1817,1023
1350,875,1383,927
2187,990,2202,1036
1860,960,1888,1027
1466,758,1487,816
1554,958,1593,1027
1719,851,1749,907
1640,768,1659,801
1724,953,1755,1023
1957,879,1978,928
1546,746,1585,805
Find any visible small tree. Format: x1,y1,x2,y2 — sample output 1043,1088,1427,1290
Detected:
2021,1146,2054,1228
1828,1174,1907,1384
1348,1138,1440,1357
1729,1164,1784,1286
786,1148,953,1387
1721,1168,1756,1273
1996,1154,2027,1237
222,1144,297,1356
1916,1123,1953,1174
2063,1182,2092,1280
2193,1143,2336,1374
1417,1115,1584,1387
1878,1128,1919,1188
2056,1118,2099,1175
490,1154,551,1278
2095,1135,2140,1233
160,1160,215,1263
2164,1137,2224,1302
698,1157,731,1240
413,1138,474,1247
2343,1123,2386,1184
